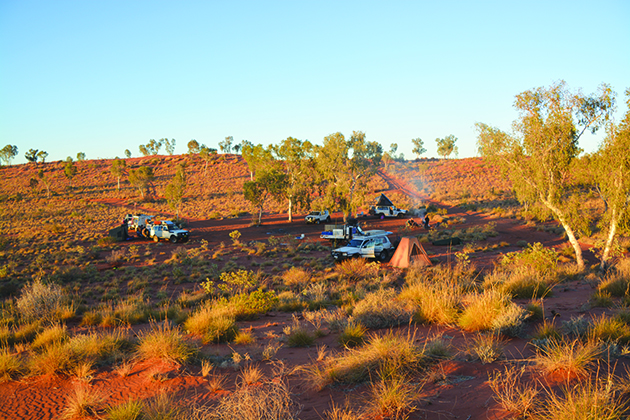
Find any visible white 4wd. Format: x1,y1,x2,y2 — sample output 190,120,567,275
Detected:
370,206,408,218
149,221,189,243
331,236,393,262
305,210,331,224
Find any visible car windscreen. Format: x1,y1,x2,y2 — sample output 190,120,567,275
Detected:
347,239,365,247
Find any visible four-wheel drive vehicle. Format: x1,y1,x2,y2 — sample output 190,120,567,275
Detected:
331,235,393,262
123,214,154,237
369,205,408,218
149,221,189,243
305,210,331,224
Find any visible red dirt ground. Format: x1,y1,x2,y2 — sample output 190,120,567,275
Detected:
0,169,618,420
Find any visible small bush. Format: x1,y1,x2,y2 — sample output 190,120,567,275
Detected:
468,333,504,364
488,366,538,418
282,267,312,291
501,243,558,273
16,280,69,324
62,384,105,419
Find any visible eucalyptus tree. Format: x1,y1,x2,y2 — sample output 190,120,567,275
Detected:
76,152,86,162
110,158,127,190
128,166,155,199
272,137,316,222
139,139,163,156
0,145,18,166
244,168,287,226
163,138,176,155
316,131,382,220
219,136,233,154
64,157,77,186
591,88,630,270
242,142,274,181
476,81,615,270
187,139,200,155
435,135,458,158
37,150,48,163
25,149,39,163
411,138,427,158
165,163,187,220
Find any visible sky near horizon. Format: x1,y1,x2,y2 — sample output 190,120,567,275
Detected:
1,0,628,164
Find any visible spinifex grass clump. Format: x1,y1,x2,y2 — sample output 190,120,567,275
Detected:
534,338,601,381
350,288,413,329
16,280,71,325
136,322,196,363
458,289,528,336
307,331,425,389
184,303,238,344
205,379,301,420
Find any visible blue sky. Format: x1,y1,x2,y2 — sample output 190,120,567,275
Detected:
1,0,628,163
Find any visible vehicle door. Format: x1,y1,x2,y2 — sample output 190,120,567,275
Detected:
361,239,375,258
373,237,384,255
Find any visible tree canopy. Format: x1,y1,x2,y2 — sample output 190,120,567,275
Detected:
436,135,458,158
0,145,18,166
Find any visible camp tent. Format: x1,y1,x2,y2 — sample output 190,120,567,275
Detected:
390,236,431,268
375,193,394,207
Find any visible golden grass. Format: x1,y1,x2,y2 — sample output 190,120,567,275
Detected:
136,322,196,363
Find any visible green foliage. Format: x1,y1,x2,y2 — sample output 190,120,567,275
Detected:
136,322,196,362
411,138,426,158
0,144,18,166
435,134,458,159
187,139,200,154
76,152,86,161
218,269,258,295
476,81,616,269
24,148,39,163
316,131,383,219
139,138,163,156
219,136,233,153
339,323,367,348
501,242,558,273
164,163,187,216
128,166,154,198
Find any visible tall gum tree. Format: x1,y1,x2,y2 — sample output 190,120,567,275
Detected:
316,131,382,220
273,137,315,222
476,81,615,270
592,88,630,270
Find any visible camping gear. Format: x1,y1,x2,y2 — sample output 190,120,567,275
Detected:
431,237,462,246
390,236,432,268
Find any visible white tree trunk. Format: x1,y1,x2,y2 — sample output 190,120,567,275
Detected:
288,198,293,222
543,197,585,270
600,209,618,272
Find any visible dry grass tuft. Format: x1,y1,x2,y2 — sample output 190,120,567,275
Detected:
136,322,196,363
488,365,539,417
201,380,301,420
62,384,105,419
534,338,601,381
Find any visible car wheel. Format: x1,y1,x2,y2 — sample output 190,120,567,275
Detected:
326,216,331,222
378,251,387,261
142,228,149,238
170,236,177,243
153,236,159,242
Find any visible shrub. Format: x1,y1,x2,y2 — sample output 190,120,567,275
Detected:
366,374,419,420
501,242,558,273
350,289,413,329
400,279,461,325
136,322,196,363
16,280,69,324
285,322,315,348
